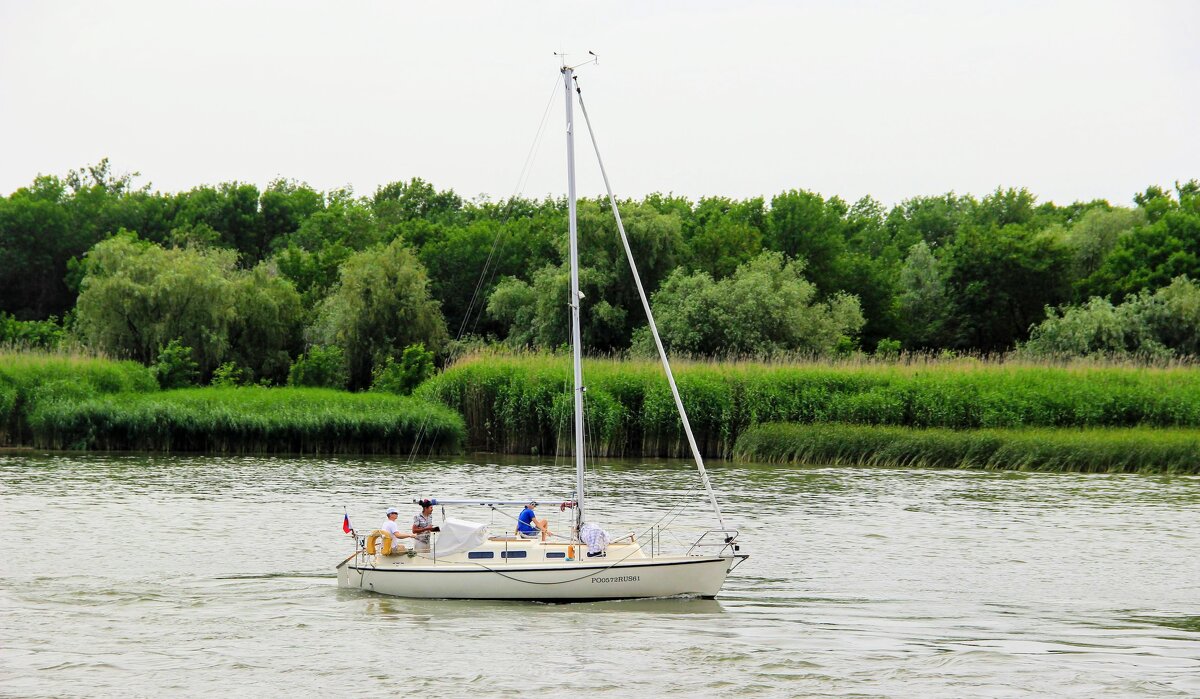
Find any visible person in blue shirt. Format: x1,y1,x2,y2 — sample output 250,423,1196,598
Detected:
516,501,551,542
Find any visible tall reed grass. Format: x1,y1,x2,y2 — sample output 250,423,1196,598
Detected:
419,352,1200,458
732,422,1200,474
0,350,156,444
28,386,465,454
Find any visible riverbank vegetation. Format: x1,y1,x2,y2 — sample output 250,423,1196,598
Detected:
3,162,1200,469
0,352,462,454
3,161,1200,387
5,349,1200,471
0,350,156,444
419,352,1200,458
732,423,1200,474
28,386,464,454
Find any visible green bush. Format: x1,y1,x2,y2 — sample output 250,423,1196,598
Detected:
371,344,435,395
152,339,199,389
0,313,65,349
1022,276,1200,359
210,362,246,388
875,338,901,358
288,346,348,389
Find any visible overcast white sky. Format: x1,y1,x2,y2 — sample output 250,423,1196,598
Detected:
1,1,1197,207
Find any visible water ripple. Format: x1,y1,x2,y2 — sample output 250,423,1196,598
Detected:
1,454,1199,697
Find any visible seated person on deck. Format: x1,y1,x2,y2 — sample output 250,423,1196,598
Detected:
516,501,551,542
383,507,416,551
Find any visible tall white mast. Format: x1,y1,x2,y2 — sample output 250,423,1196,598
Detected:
562,66,586,533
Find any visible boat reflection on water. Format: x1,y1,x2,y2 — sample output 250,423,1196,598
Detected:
355,593,728,617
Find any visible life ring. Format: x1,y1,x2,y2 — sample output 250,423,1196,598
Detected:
365,529,407,556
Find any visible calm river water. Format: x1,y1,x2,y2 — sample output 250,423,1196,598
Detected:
1,454,1198,697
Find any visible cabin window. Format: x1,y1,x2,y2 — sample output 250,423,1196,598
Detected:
501,550,527,559
468,551,494,559
546,551,566,559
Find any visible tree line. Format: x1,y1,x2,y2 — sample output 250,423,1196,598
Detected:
2,159,1199,388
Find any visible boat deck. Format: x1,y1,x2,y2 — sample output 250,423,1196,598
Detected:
360,535,647,568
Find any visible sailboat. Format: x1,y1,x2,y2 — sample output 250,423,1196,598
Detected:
336,62,747,601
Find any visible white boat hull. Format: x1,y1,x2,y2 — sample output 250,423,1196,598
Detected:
337,554,739,601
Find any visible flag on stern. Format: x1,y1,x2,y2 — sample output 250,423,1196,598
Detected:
342,513,353,534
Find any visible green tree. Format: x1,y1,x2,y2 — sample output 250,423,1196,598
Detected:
487,263,626,350
682,196,765,279
1,161,246,320
765,189,846,292
943,224,1071,351
73,233,303,379
574,198,684,345
287,345,348,389
74,233,238,373
1021,296,1158,358
311,238,448,389
224,262,304,385
1139,275,1200,356
970,187,1038,228
486,275,540,347
259,179,324,249
271,195,382,313
894,241,951,348
0,177,73,318
1083,185,1200,301
884,193,971,251
372,177,464,227
1060,207,1145,285
174,182,266,261
418,214,559,339
210,362,246,387
632,251,864,357
1134,185,1175,224
0,313,64,348
835,251,899,349
685,216,763,279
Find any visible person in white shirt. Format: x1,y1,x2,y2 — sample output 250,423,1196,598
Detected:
382,507,416,551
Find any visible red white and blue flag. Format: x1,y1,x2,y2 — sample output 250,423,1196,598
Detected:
342,513,353,534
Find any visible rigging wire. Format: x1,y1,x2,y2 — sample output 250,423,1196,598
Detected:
459,75,561,340
404,75,562,468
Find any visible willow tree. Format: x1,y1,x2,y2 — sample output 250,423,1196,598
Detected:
225,263,305,384
311,237,447,389
74,233,238,372
74,233,303,381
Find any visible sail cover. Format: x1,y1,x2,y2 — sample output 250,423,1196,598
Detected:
434,518,489,556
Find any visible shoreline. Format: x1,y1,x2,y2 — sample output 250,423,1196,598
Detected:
734,423,1200,474
5,351,1200,472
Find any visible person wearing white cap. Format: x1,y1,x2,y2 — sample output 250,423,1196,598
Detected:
383,507,416,550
